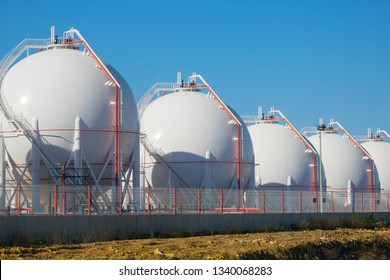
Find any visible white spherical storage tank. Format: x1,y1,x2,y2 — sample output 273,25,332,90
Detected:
1,48,138,170
307,126,379,211
361,139,390,191
248,122,314,188
0,30,139,213
141,88,253,190
308,132,371,190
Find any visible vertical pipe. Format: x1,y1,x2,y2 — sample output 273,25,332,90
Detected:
61,167,65,216
242,188,245,213
220,188,223,214
318,131,323,213
237,126,241,190
313,153,317,204
73,116,82,214
173,187,177,215
115,86,119,199
299,190,302,213
87,184,91,216
17,183,21,216
0,122,5,210
73,116,82,169
62,185,65,216
119,183,123,216
369,160,373,193
262,189,265,214
203,82,241,189
147,185,151,215
53,184,57,216
132,128,141,211
331,191,334,213
197,187,201,215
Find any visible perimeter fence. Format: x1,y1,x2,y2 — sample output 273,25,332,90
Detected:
0,184,389,216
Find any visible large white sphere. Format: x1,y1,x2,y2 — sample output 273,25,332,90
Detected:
0,48,139,179
307,132,375,191
361,140,390,191
141,89,253,189
248,122,314,188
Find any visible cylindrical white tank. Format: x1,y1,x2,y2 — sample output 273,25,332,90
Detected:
248,122,314,188
0,47,139,186
141,89,253,190
361,140,390,191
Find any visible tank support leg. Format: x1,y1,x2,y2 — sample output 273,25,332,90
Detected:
32,117,41,213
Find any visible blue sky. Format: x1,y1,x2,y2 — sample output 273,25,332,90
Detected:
1,0,389,136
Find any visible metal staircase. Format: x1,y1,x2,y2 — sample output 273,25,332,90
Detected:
139,82,192,189
141,135,191,188
0,37,61,171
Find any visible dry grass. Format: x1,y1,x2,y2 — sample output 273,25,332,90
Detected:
2,228,390,260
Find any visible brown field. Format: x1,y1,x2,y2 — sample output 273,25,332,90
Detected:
1,227,390,260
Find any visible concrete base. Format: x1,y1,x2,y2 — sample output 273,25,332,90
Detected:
1,213,389,244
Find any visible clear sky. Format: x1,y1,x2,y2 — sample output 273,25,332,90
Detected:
1,0,389,136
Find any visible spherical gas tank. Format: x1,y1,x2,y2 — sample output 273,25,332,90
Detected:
0,47,139,178
307,132,373,191
361,140,390,191
248,122,314,188
141,89,253,189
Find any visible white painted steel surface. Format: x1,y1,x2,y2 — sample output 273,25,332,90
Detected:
141,89,253,189
248,122,313,187
308,132,372,190
362,140,390,191
0,48,138,176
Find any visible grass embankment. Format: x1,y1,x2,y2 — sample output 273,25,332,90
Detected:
2,228,390,260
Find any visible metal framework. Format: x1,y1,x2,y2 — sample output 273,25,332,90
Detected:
355,128,390,142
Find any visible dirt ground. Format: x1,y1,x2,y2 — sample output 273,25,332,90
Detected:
1,228,390,260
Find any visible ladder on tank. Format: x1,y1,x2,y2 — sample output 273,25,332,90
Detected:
0,37,61,174
139,82,192,189
141,135,191,189
0,32,112,214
